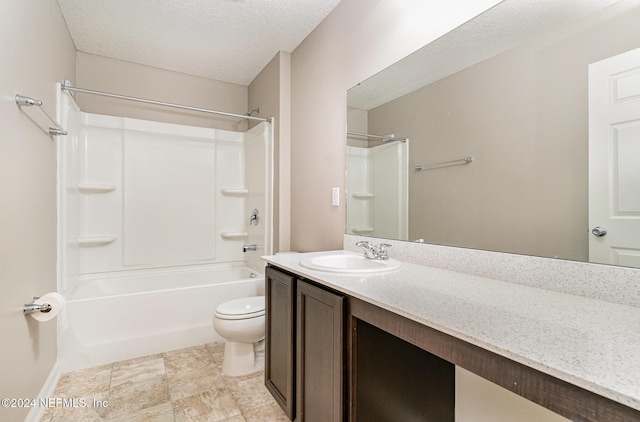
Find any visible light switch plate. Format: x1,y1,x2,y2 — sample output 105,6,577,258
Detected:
332,187,340,206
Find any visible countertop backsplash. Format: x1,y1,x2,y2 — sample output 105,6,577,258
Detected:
344,234,640,308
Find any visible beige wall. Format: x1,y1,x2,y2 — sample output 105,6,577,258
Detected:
76,52,248,132
346,107,368,147
248,52,292,253
367,1,640,262
289,0,502,252
0,1,76,420
456,368,569,422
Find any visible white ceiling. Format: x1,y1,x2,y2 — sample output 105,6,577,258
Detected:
57,0,342,86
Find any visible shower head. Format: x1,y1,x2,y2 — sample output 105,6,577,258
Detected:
245,107,260,116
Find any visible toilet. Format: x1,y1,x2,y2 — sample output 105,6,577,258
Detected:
212,295,266,376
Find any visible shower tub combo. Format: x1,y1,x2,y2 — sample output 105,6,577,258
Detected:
56,86,273,372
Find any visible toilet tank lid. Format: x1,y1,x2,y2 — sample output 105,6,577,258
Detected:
216,296,265,316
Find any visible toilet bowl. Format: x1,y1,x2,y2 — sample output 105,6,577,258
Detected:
213,295,265,376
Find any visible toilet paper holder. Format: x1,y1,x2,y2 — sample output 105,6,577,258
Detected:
23,297,52,315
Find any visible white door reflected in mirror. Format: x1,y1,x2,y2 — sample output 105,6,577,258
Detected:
589,46,640,268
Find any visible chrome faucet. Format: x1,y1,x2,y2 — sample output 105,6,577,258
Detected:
355,241,392,260
377,243,392,260
356,241,377,259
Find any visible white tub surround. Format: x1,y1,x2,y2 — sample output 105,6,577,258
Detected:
58,89,273,280
56,87,273,372
346,141,408,239
262,251,640,417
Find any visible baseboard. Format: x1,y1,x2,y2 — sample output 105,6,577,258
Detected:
25,362,62,422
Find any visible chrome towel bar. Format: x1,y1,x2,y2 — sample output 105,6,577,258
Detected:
15,94,68,136
415,156,473,171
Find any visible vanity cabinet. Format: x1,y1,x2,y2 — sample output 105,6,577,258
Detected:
265,265,345,422
265,256,640,422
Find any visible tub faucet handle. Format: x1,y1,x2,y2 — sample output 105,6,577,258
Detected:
249,209,259,226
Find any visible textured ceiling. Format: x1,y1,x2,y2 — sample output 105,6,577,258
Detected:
348,0,625,110
57,0,342,86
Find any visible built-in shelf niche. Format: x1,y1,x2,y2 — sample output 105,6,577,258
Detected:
352,192,374,199
351,227,374,234
220,231,248,240
77,183,117,193
220,188,249,196
78,236,117,247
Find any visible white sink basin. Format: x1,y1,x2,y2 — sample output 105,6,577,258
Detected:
299,252,401,274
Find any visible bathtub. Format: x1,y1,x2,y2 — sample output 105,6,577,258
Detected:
58,264,264,372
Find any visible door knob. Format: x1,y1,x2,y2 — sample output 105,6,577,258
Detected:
591,226,607,237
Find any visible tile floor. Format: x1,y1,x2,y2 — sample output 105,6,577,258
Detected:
41,342,289,421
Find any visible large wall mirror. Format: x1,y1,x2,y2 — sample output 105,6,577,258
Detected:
346,0,640,268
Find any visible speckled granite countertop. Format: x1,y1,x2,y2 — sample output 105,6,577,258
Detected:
262,250,640,412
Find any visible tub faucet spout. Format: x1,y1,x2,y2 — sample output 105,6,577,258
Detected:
243,244,257,252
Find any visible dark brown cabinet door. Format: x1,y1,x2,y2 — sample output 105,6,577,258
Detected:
296,280,344,422
265,266,296,419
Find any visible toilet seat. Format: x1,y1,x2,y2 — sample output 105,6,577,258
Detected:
215,296,265,320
